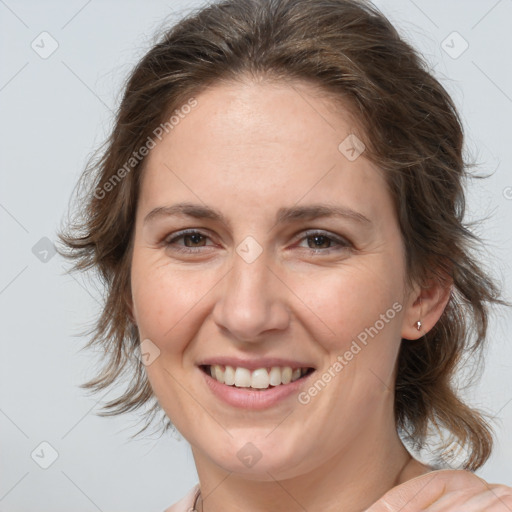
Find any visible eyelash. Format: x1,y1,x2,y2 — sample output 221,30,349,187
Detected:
163,229,352,255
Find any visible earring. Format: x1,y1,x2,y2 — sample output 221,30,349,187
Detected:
415,320,422,331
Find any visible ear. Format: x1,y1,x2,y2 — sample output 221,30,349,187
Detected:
401,277,452,340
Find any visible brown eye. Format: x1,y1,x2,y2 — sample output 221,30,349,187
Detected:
182,233,207,247
298,230,352,253
164,230,214,253
306,235,331,249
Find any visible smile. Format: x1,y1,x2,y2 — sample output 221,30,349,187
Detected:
200,364,315,390
198,362,316,409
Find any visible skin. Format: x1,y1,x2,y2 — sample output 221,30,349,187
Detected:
128,78,510,511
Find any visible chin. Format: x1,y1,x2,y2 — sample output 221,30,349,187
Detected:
202,434,312,480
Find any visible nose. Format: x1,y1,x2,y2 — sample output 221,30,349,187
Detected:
212,248,291,343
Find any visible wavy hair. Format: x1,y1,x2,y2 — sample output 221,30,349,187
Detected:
57,0,507,470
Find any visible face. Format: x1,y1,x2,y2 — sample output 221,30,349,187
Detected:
130,78,416,481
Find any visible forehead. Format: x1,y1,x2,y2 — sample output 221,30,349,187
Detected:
138,79,392,223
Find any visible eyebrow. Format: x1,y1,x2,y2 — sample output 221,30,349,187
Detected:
143,201,372,228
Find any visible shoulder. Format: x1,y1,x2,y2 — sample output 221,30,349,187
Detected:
163,483,200,512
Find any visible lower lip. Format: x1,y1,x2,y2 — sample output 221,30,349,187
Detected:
200,368,315,410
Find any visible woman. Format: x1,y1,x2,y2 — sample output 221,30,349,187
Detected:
58,0,512,510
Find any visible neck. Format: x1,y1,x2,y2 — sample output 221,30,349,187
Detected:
190,410,430,512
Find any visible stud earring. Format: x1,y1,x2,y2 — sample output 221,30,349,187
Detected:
415,320,422,331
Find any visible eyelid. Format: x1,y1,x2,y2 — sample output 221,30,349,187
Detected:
293,229,353,251
164,228,215,246
163,228,353,254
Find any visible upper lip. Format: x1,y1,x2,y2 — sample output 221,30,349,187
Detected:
197,356,316,371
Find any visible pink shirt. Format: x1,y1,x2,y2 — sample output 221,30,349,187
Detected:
163,464,446,510
164,484,200,512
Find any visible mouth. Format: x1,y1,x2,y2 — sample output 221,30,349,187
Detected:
199,364,315,391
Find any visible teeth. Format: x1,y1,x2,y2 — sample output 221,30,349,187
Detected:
224,365,235,385
213,365,224,384
251,368,269,389
281,367,292,384
234,367,251,387
269,367,282,386
207,365,311,389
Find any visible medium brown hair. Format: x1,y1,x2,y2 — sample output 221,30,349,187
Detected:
58,0,506,470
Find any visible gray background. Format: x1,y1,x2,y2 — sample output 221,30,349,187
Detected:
1,0,511,510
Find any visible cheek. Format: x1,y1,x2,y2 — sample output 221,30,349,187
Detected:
288,259,405,356
130,257,213,354
294,261,402,335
